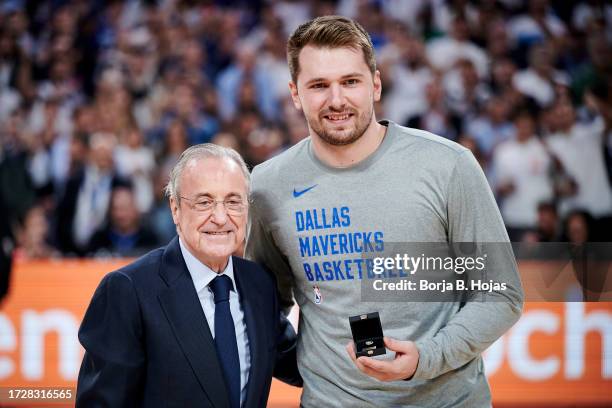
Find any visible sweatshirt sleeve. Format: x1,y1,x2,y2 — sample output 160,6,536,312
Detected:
245,170,296,311
412,150,524,380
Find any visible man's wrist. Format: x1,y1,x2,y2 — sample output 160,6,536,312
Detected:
403,348,420,381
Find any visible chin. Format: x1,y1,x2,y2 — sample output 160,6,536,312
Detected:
201,242,235,258
322,131,361,146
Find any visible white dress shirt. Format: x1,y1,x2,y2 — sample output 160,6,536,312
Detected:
179,238,251,406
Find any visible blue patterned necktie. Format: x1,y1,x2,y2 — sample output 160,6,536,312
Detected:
209,275,241,408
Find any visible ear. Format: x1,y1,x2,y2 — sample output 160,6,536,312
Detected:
289,81,302,110
373,70,382,102
169,196,180,227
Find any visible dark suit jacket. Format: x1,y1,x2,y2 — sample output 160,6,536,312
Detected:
76,237,301,408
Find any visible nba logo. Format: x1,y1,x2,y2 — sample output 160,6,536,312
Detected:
313,285,322,304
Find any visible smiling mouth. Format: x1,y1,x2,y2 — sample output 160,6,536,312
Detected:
323,113,353,122
204,231,232,236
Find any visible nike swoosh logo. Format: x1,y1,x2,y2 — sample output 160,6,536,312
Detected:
293,184,318,198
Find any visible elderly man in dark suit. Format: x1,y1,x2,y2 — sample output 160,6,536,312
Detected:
76,144,301,408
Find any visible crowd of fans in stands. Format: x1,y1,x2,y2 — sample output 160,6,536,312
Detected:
0,0,611,262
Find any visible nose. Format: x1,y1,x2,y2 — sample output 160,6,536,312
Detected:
329,83,345,111
209,202,228,225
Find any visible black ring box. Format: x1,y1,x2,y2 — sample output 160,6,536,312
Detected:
349,312,386,357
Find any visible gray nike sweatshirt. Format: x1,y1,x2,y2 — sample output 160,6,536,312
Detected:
246,120,523,407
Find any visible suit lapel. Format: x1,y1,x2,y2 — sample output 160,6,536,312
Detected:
234,258,268,408
157,238,230,408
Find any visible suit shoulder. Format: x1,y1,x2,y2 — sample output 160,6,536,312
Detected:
233,256,276,287
111,247,165,281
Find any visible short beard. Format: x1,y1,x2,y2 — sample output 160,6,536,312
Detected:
310,107,374,146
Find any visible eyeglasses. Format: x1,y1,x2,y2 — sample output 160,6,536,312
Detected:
179,196,248,215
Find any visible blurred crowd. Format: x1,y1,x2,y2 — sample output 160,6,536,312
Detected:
0,0,611,262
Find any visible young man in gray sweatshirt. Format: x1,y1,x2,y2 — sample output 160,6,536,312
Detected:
246,15,523,408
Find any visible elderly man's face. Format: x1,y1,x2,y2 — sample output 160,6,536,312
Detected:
170,157,248,271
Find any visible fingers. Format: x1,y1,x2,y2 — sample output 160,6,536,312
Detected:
346,342,385,376
345,342,360,367
357,357,398,378
346,337,419,381
347,340,415,381
358,356,393,372
384,336,408,353
356,357,387,380
357,357,398,381
345,342,356,362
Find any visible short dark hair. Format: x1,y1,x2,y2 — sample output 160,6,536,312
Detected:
287,15,376,84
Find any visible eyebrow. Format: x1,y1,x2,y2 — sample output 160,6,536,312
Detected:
305,73,365,86
192,192,244,200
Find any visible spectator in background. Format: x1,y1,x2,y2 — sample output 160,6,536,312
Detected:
0,104,35,301
0,0,609,261
161,82,219,145
428,0,480,36
256,16,293,120
72,103,98,136
179,38,212,89
572,1,612,38
55,132,125,255
513,43,570,108
489,58,522,107
115,126,155,213
15,205,58,260
87,185,157,257
145,60,182,148
26,97,72,193
465,95,515,158
563,209,593,245
216,42,279,122
232,107,264,145
407,78,460,140
486,19,512,61
211,131,241,151
93,70,136,137
0,26,28,120
0,108,36,224
492,110,553,240
380,26,433,126
523,201,560,243
58,104,98,191
584,83,612,184
119,26,158,103
147,164,175,247
444,58,490,120
427,15,489,78
159,119,188,170
571,32,612,107
245,126,285,166
507,0,567,50
36,53,83,110
545,101,612,220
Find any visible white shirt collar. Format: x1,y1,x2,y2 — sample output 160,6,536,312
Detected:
178,237,236,293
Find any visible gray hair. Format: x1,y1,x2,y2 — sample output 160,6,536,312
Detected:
164,143,251,201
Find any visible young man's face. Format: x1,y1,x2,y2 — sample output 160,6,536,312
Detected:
289,45,381,146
